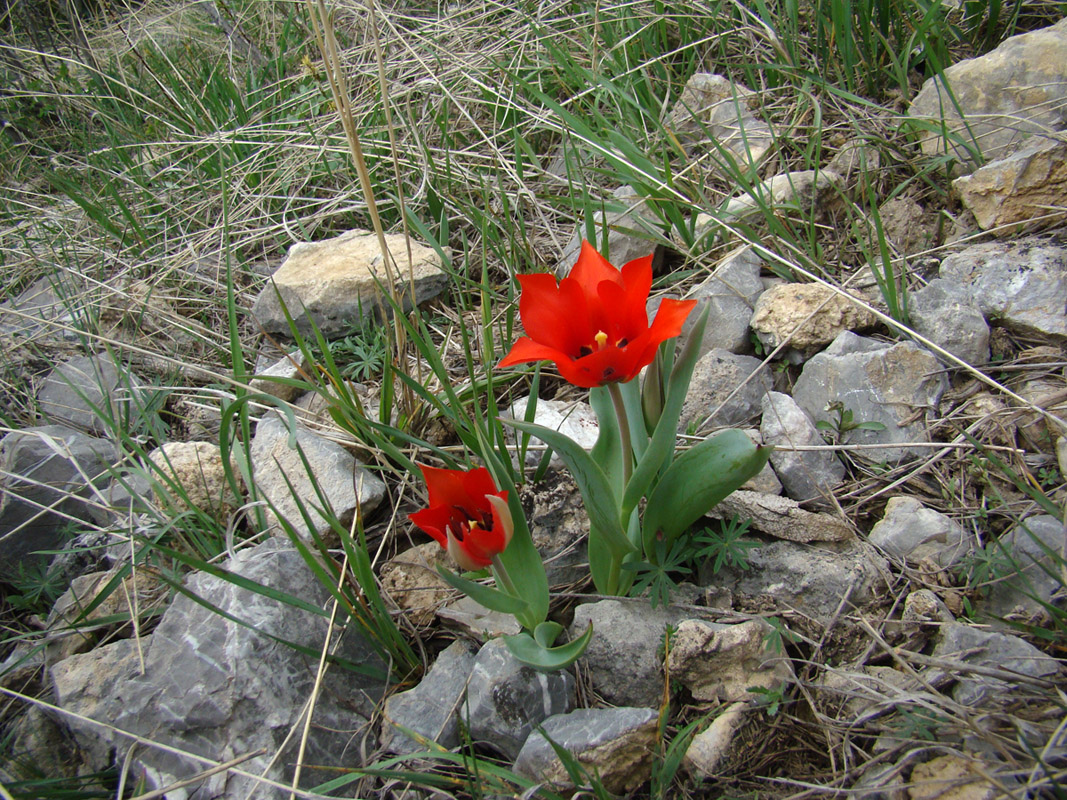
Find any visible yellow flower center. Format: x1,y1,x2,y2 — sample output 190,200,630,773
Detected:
595,330,608,350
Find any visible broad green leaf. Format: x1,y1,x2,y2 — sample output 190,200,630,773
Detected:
623,305,710,517
436,566,530,617
503,419,633,561
503,622,594,672
642,429,772,555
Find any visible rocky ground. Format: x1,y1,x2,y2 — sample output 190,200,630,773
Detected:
1,4,1067,800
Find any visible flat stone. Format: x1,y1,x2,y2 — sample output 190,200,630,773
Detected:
868,496,972,569
938,237,1067,340
463,638,575,759
908,18,1067,173
683,246,766,355
706,489,853,543
501,396,598,468
792,332,948,463
761,391,846,503
681,349,772,432
382,640,478,755
37,354,147,436
908,278,990,365
250,413,386,541
252,229,449,337
513,707,659,794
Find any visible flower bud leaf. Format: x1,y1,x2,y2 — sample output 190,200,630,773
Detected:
503,621,594,672
435,565,531,617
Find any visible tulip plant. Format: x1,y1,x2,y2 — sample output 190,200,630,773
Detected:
410,241,771,670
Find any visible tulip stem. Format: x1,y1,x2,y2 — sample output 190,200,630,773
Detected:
607,382,632,487
491,554,521,601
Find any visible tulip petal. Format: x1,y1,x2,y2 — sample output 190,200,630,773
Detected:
570,240,625,304
498,336,573,370
517,273,592,357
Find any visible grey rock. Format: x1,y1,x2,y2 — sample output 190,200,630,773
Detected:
250,412,386,541
749,282,878,357
520,470,589,587
252,229,449,337
0,425,118,582
908,18,1067,173
792,332,948,463
464,638,575,759
37,354,147,436
933,622,1061,706
668,618,793,702
51,537,389,798
513,707,659,794
979,514,1066,623
815,666,925,721
683,246,766,355
681,349,772,432
954,136,1067,233
556,187,665,277
249,350,309,402
700,540,891,623
570,599,690,707
0,274,86,339
501,396,598,468
908,278,991,365
721,170,845,222
666,73,773,173
938,237,1067,340
383,640,477,755
878,195,940,255
761,391,845,503
436,595,523,640
868,496,972,569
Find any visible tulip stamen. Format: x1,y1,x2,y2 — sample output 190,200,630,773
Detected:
594,330,608,349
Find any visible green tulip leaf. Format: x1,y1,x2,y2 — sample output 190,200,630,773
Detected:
533,620,564,648
503,622,594,672
642,429,772,555
502,419,634,561
624,304,710,517
436,566,530,617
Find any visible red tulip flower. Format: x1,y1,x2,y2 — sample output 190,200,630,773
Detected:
498,241,697,388
408,465,514,571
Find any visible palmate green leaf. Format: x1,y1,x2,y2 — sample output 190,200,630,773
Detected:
642,429,772,556
502,418,633,562
503,622,594,672
436,566,531,617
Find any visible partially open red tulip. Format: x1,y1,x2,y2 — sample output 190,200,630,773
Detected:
498,241,696,388
408,465,514,571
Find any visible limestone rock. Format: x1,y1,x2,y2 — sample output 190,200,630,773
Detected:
570,599,691,707
792,332,948,463
938,237,1067,339
908,755,998,800
250,412,386,541
908,279,990,366
520,470,590,587
761,391,846,503
501,396,599,468
51,537,389,798
681,349,772,431
933,622,1061,706
700,539,891,624
250,350,309,402
683,246,766,355
684,702,749,779
380,541,453,627
706,490,853,543
909,17,1067,172
0,426,118,582
668,619,793,702
147,441,243,523
750,283,878,356
868,496,972,569
815,666,925,721
954,137,1067,233
37,354,147,436
513,707,659,794
722,170,845,222
252,229,449,337
878,195,939,255
464,638,575,759
383,640,477,755
666,73,773,173
556,186,665,277
436,595,523,640
978,515,1066,624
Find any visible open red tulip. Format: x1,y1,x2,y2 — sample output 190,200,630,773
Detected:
498,241,697,388
408,465,514,571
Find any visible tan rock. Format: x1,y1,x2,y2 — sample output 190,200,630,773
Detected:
954,137,1067,233
750,283,878,355
908,755,997,800
147,441,243,522
251,229,449,336
684,702,749,779
379,541,453,627
668,619,793,702
706,489,854,543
